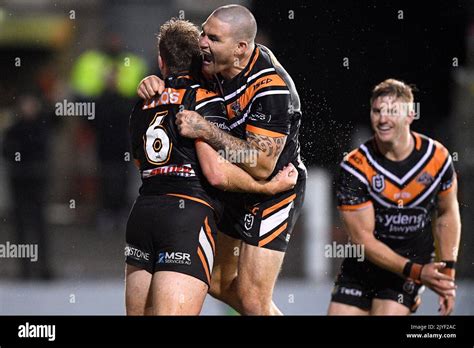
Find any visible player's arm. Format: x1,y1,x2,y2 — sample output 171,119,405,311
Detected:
195,139,297,195
340,206,410,275
433,176,461,315
176,110,286,180
341,207,456,298
433,177,461,263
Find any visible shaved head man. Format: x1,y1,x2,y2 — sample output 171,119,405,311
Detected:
199,4,257,79
211,5,257,43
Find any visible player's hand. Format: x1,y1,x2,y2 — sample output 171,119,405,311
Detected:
176,110,209,139
265,163,298,195
420,262,456,298
137,75,165,99
439,292,456,316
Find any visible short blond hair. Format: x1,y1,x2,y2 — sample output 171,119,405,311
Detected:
158,18,200,74
370,78,414,105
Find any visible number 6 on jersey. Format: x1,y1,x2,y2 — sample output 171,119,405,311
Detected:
143,110,172,165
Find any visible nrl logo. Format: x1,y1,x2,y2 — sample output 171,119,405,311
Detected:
244,213,254,231
372,174,385,193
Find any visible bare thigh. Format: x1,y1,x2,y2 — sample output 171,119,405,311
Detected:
125,265,152,315
151,271,208,315
370,299,411,315
327,301,370,315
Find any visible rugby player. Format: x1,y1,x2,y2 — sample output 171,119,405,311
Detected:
126,19,298,315
138,5,306,315
328,79,461,315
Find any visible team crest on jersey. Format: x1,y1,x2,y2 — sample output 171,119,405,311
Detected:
416,172,434,186
244,213,254,231
372,174,385,193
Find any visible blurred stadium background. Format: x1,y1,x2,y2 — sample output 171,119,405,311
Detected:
0,0,473,315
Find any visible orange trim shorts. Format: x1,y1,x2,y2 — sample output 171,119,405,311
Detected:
218,178,305,252
125,195,217,286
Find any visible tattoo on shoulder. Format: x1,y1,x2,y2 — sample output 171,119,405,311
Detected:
247,132,286,158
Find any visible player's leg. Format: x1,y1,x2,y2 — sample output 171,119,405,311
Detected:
124,196,155,316
370,299,411,315
125,265,152,315
151,271,208,315
235,181,305,315
370,275,424,316
327,301,370,315
328,258,373,315
209,231,282,314
208,231,242,309
234,243,285,315
150,196,217,315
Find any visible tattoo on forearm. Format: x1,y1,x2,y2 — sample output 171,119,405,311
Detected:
247,132,286,159
203,123,286,168
205,123,255,154
188,115,208,134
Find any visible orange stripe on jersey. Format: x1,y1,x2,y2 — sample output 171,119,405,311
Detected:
379,179,413,205
379,142,450,205
142,88,186,109
133,159,141,169
262,194,296,218
258,222,288,247
246,125,285,137
244,47,260,77
166,193,213,210
197,247,211,284
195,88,220,103
226,74,287,119
338,201,373,211
204,217,215,253
346,150,377,181
250,74,287,95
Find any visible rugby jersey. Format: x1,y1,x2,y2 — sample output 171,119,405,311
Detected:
337,132,455,261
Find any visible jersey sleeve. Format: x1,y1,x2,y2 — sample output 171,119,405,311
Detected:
337,159,373,211
246,91,291,137
438,155,456,196
192,87,226,116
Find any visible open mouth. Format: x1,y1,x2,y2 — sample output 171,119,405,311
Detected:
201,51,214,65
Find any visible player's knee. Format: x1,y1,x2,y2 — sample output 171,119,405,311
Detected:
236,283,272,315
209,271,237,303
208,272,223,300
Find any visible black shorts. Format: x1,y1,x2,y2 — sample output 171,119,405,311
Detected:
331,258,425,313
218,178,305,252
125,194,217,286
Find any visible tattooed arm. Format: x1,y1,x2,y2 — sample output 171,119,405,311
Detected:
176,110,287,180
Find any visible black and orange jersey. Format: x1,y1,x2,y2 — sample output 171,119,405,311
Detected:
337,132,456,262
218,44,307,180
129,73,226,215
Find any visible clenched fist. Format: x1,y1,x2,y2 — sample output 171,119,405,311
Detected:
176,110,210,139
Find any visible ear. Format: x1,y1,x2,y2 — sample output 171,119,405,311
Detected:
406,108,416,125
234,40,249,56
158,55,164,71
